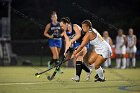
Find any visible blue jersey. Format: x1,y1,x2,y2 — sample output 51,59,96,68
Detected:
48,22,62,48
66,24,75,40
66,24,89,49
49,22,62,38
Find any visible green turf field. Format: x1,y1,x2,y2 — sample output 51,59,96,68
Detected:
0,67,140,93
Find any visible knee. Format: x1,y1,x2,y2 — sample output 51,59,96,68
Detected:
76,56,83,62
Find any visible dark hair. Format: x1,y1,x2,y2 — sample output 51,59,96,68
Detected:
81,20,92,28
51,11,57,16
60,17,71,24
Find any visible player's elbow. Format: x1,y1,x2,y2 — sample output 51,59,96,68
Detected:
44,31,47,37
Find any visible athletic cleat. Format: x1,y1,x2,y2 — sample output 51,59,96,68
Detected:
121,66,126,69
72,75,80,82
95,69,105,79
95,78,106,82
94,74,99,79
47,61,52,69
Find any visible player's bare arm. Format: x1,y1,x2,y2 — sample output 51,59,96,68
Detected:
44,23,53,38
70,24,81,44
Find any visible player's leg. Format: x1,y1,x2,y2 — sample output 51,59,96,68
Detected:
104,59,109,68
126,47,130,68
49,47,59,65
55,39,64,73
72,55,83,82
121,54,126,69
72,47,90,82
116,47,121,68
80,47,91,81
121,47,126,69
108,58,111,68
88,51,100,79
116,54,121,68
127,54,130,68
131,46,137,68
48,39,57,68
132,53,136,68
94,55,106,81
127,52,132,68
89,51,106,82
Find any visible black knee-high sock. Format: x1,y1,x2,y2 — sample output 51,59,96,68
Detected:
55,59,59,65
76,61,82,77
82,62,90,73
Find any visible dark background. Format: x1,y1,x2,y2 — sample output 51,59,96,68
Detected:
0,0,140,55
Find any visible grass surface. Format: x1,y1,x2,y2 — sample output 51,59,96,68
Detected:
0,67,140,93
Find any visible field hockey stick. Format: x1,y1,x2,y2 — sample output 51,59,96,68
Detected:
34,58,70,77
47,57,68,80
47,47,75,80
35,48,72,77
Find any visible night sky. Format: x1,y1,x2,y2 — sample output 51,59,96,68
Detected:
0,0,140,51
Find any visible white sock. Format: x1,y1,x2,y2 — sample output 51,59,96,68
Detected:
95,66,104,79
104,60,108,67
116,58,121,68
132,58,136,67
122,58,126,68
108,58,111,66
127,58,130,67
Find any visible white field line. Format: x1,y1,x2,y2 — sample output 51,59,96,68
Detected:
0,80,130,86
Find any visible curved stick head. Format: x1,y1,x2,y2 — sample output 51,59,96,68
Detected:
35,73,39,76
47,76,52,80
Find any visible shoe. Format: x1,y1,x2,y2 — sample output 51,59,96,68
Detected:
94,74,99,79
95,78,106,82
72,75,80,82
121,66,126,69
48,61,52,69
95,69,105,79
